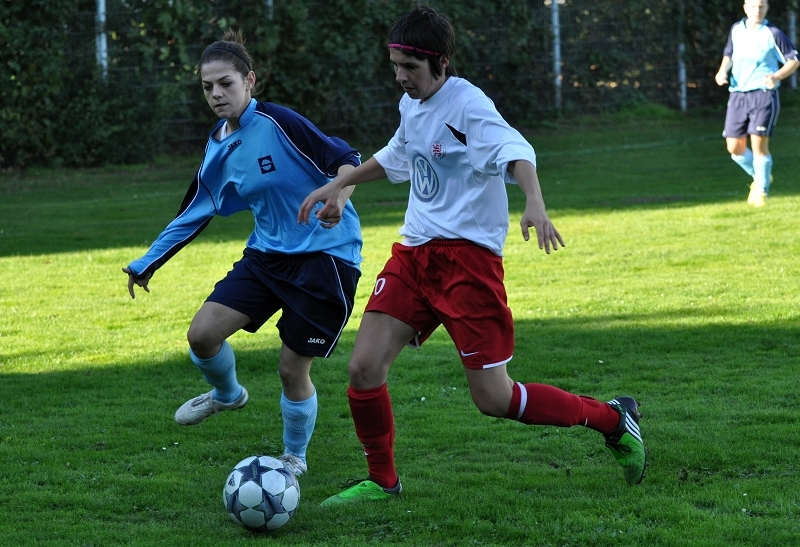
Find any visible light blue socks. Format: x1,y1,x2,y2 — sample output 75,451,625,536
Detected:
281,390,318,463
752,154,773,194
189,340,243,403
731,148,754,178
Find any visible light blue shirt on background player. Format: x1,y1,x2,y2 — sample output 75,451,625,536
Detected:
128,98,362,279
724,18,798,91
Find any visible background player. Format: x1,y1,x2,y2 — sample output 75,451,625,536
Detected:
123,29,363,476
299,5,647,504
715,0,799,207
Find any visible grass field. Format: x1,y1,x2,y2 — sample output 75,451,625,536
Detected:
1,103,799,546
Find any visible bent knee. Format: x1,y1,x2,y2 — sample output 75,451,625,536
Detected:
727,143,744,155
347,358,387,389
186,326,221,355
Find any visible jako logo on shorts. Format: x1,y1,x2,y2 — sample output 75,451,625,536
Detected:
411,153,439,202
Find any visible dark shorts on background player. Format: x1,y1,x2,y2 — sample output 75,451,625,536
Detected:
723,89,780,138
365,239,514,370
207,248,360,358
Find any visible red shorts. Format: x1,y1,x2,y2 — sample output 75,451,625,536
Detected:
365,240,514,369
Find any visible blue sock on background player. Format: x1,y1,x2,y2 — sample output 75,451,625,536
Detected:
189,340,243,403
730,148,755,178
281,390,318,463
752,154,773,194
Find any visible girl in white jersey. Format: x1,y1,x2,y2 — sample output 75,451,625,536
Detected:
299,5,647,504
123,30,363,477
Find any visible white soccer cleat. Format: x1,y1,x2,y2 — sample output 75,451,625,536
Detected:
747,181,759,205
174,388,248,425
748,177,772,206
278,453,308,476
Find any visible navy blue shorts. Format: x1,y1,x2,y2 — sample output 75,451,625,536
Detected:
723,90,780,138
206,248,360,358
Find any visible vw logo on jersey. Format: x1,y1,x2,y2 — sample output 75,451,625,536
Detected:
411,153,439,202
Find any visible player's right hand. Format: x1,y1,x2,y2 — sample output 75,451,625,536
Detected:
715,72,729,86
298,182,342,225
122,267,151,299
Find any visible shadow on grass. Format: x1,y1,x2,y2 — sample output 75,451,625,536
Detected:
3,316,800,543
3,316,798,464
1,109,799,258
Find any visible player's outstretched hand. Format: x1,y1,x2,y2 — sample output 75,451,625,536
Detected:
122,267,151,299
520,210,564,254
298,182,341,226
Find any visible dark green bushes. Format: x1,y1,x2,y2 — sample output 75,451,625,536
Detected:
2,0,796,168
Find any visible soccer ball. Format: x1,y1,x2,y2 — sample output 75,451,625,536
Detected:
223,455,300,533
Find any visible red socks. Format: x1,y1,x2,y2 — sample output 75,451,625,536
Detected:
347,384,398,489
348,382,618,489
505,382,619,434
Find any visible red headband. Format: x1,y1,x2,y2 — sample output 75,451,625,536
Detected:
388,43,441,57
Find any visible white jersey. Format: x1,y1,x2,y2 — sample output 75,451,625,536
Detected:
373,76,537,256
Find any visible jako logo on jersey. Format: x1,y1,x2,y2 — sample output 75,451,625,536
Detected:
258,155,276,174
307,337,326,345
411,153,439,202
228,139,242,152
430,141,446,160
374,278,386,295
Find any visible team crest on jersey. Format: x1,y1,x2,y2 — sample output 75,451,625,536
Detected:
258,155,276,174
411,153,439,202
430,141,446,160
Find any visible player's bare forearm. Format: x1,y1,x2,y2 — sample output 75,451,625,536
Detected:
298,157,386,224
774,58,800,80
508,160,565,253
715,56,732,86
336,164,357,204
316,165,359,229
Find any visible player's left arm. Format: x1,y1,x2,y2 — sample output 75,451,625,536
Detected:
508,160,564,254
766,58,800,87
766,28,800,88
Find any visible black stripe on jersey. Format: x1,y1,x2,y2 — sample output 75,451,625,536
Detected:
445,123,467,146
136,173,213,280
254,102,360,177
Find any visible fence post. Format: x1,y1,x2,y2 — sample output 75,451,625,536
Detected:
678,43,687,112
95,0,108,79
677,0,687,111
550,0,562,111
790,9,797,89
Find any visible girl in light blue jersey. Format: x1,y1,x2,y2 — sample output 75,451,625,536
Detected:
122,29,363,477
715,0,799,207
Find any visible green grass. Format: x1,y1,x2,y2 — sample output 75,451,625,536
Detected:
2,105,800,546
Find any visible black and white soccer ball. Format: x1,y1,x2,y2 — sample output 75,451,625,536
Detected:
223,455,300,532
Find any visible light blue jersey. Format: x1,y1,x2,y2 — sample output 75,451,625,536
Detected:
724,19,798,92
128,99,362,279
